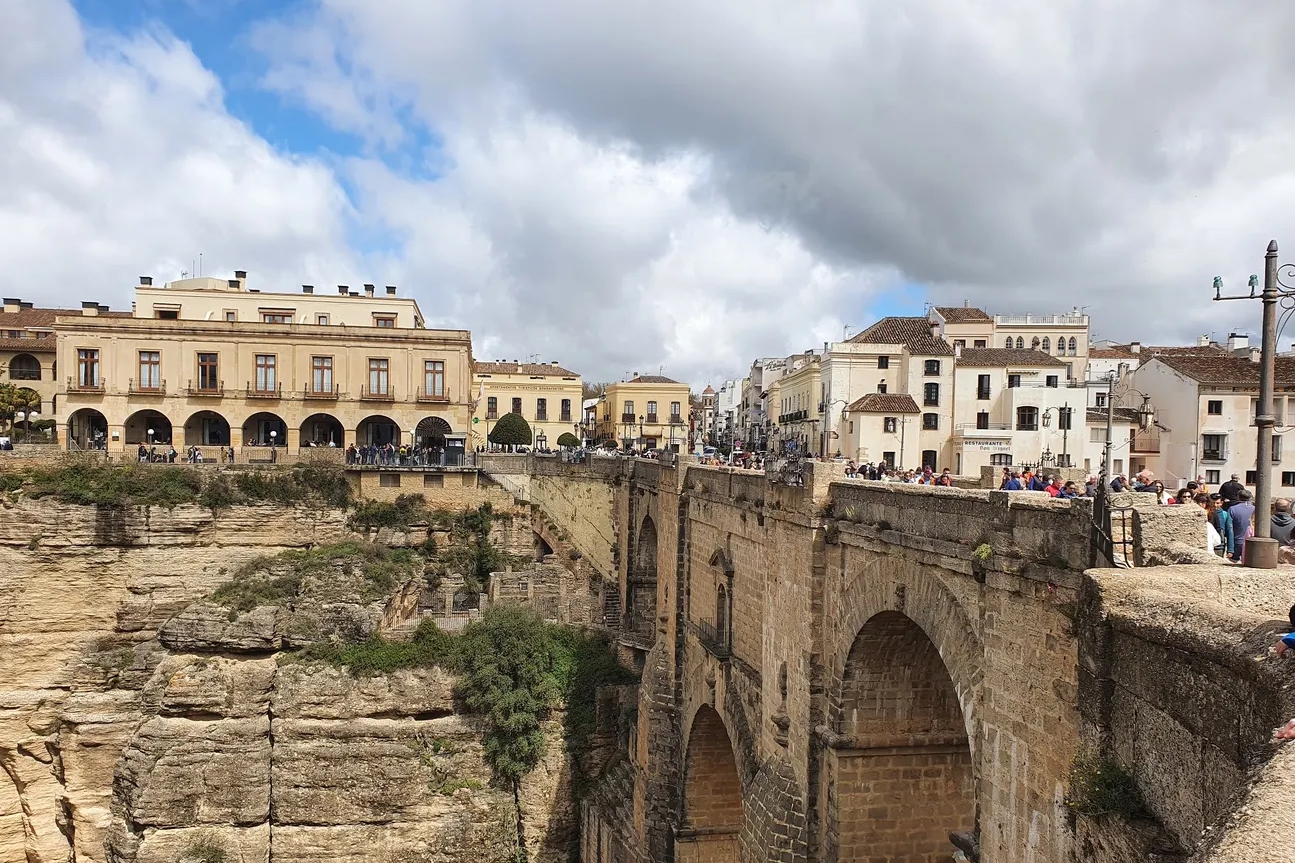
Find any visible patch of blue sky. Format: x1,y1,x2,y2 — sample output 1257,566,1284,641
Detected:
70,0,444,183
865,280,928,321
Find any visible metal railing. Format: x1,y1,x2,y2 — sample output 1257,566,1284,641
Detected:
302,384,340,399
995,314,1087,326
187,379,224,396
535,411,548,421
67,376,105,393
560,413,572,423
360,386,395,401
128,378,166,395
245,382,282,398
692,620,731,659
955,422,1012,431
1091,479,1135,568
620,413,636,423
416,386,449,403
645,413,658,424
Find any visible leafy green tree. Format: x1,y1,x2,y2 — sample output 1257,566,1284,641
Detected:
488,412,532,448
556,432,580,448
9,387,41,439
457,607,561,862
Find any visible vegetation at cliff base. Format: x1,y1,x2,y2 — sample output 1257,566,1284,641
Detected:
0,463,352,509
1065,752,1147,817
349,493,429,530
299,619,456,674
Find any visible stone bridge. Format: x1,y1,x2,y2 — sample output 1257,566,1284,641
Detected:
481,455,1295,863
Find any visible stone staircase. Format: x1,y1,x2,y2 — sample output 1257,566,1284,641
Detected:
602,590,622,630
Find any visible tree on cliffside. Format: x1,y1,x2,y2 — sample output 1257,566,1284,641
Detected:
488,412,532,449
457,607,561,862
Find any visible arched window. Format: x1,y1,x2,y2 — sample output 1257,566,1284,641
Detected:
8,354,40,381
1041,337,1050,352
1069,337,1078,353
1056,334,1066,354
716,583,729,643
1031,337,1041,350
1015,337,1024,349
1004,337,1013,349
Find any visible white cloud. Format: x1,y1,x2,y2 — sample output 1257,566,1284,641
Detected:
0,1,356,312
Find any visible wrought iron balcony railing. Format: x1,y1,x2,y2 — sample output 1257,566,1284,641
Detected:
129,378,166,395
67,376,105,393
187,379,224,396
416,387,450,403
303,384,340,400
246,382,283,398
361,386,395,401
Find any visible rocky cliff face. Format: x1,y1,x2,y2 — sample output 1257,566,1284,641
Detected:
0,499,574,863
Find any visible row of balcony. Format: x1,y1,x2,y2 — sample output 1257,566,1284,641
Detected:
486,411,574,422
68,378,452,403
604,414,684,425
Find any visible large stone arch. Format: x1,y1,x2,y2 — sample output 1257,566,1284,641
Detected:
828,560,983,751
825,605,979,862
679,705,744,862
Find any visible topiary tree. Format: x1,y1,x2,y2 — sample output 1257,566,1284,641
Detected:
556,432,580,448
488,412,532,449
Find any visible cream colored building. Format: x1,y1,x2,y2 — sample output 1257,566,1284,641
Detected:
2,298,113,427
56,273,473,458
472,361,582,449
597,374,690,451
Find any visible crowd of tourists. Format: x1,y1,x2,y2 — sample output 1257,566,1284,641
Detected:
345,442,457,467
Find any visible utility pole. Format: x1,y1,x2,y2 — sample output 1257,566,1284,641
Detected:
1213,241,1284,567
1102,373,1115,484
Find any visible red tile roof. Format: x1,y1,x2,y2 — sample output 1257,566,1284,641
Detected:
1089,347,1137,359
622,375,682,385
955,348,1066,367
846,393,920,414
934,306,992,323
1151,354,1295,386
849,317,953,356
475,361,579,377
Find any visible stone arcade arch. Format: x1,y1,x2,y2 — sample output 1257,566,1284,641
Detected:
65,408,107,450
124,410,172,445
300,413,344,447
624,515,658,641
184,410,230,446
679,705,744,862
243,412,287,448
357,413,400,446
830,610,975,861
415,415,452,449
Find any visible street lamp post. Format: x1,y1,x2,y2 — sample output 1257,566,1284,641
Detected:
1213,241,1286,568
638,415,645,451
147,427,155,446
1040,403,1073,468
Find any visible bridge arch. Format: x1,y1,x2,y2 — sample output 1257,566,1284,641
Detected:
680,705,744,861
828,607,977,861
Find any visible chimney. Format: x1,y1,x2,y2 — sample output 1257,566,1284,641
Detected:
19,302,32,310
97,304,109,313
1251,348,1261,363
302,285,314,294
139,276,153,286
1129,341,1141,354
385,285,397,296
364,284,375,297
234,270,247,281
81,301,99,317
227,279,240,289
954,343,962,359
337,285,349,295
1197,335,1210,347
2,298,20,313
1228,332,1249,353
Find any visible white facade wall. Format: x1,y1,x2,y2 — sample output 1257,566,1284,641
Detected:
950,364,1088,475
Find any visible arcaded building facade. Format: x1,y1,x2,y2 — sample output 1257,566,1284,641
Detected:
56,273,474,457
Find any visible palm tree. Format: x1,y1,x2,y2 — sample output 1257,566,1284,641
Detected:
0,383,15,433
9,387,41,440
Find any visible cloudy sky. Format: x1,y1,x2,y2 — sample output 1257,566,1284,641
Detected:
5,1,1295,387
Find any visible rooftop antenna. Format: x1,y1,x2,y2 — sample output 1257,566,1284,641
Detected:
659,365,664,376
199,253,202,277
525,353,540,363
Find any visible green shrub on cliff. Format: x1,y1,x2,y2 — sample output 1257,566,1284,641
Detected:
349,493,429,530
5,463,352,509
212,541,421,612
298,620,456,674
1065,752,1147,817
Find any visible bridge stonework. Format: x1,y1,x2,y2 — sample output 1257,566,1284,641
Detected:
489,456,1295,861
522,457,1093,863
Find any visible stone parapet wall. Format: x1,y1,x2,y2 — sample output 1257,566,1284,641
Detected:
1077,565,1295,862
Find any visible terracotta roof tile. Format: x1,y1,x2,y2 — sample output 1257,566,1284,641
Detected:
954,348,1066,367
846,393,920,414
849,317,953,356
1151,354,1295,386
474,361,579,377
934,306,992,323
1089,347,1137,359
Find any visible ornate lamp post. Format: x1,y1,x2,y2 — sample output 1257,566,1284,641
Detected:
1040,403,1077,468
1213,240,1287,567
